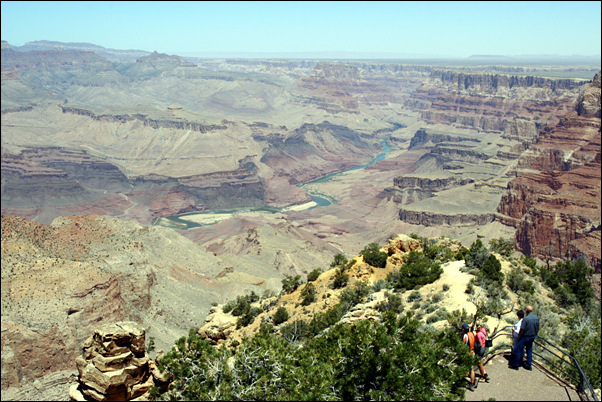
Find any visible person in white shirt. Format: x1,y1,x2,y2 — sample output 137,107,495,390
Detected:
512,310,525,352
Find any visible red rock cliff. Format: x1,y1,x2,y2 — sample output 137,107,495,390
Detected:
497,71,601,272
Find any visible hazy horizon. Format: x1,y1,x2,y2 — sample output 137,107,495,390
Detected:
2,1,601,59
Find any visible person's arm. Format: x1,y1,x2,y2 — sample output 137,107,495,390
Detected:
517,328,524,342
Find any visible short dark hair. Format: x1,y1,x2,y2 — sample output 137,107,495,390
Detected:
517,310,525,318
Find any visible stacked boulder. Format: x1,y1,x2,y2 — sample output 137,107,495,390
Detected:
69,321,160,401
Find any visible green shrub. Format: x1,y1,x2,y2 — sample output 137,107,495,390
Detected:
537,259,594,309
422,240,454,263
465,278,475,294
426,308,448,324
307,268,321,282
332,267,349,289
360,243,388,268
407,290,422,302
431,292,444,303
237,306,262,328
553,259,594,308
282,275,303,294
308,303,349,338
479,254,504,284
339,281,371,307
446,308,471,331
425,304,438,314
300,283,317,306
272,306,289,326
521,255,538,271
304,315,474,401
506,266,535,294
280,319,310,343
224,292,260,316
454,246,470,261
465,239,489,271
372,279,388,292
330,253,348,268
489,237,515,257
376,292,404,314
387,251,442,291
561,309,601,389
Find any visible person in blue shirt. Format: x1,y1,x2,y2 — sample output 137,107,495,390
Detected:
509,305,540,370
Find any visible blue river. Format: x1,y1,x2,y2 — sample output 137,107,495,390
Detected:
157,139,392,229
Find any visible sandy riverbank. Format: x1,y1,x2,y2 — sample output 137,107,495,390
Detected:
157,200,319,228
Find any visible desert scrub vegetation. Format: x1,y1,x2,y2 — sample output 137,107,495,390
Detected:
330,253,348,268
299,283,317,306
488,236,515,257
151,313,475,401
386,250,443,290
281,275,304,294
306,268,321,282
272,306,289,326
505,265,536,295
359,242,388,268
536,259,594,309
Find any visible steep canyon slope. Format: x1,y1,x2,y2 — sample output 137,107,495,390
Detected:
0,214,288,399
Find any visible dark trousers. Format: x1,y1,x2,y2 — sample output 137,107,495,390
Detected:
512,335,536,368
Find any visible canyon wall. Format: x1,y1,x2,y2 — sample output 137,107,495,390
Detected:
496,71,601,272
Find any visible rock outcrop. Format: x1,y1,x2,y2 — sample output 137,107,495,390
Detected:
430,69,587,94
197,307,238,345
69,321,161,401
399,209,496,227
60,107,227,133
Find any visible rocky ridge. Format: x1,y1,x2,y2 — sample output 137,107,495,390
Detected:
196,233,539,349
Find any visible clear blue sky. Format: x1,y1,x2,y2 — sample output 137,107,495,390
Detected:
1,1,601,58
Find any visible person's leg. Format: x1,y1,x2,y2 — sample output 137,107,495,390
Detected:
523,336,535,369
469,367,476,389
510,337,524,368
478,361,489,380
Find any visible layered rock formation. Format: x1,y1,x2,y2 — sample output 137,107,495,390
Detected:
391,69,591,231
0,145,264,224
2,99,384,224
496,71,601,272
70,321,159,401
406,70,584,133
1,212,341,400
260,122,377,184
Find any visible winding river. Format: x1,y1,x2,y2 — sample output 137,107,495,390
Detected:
156,139,392,229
